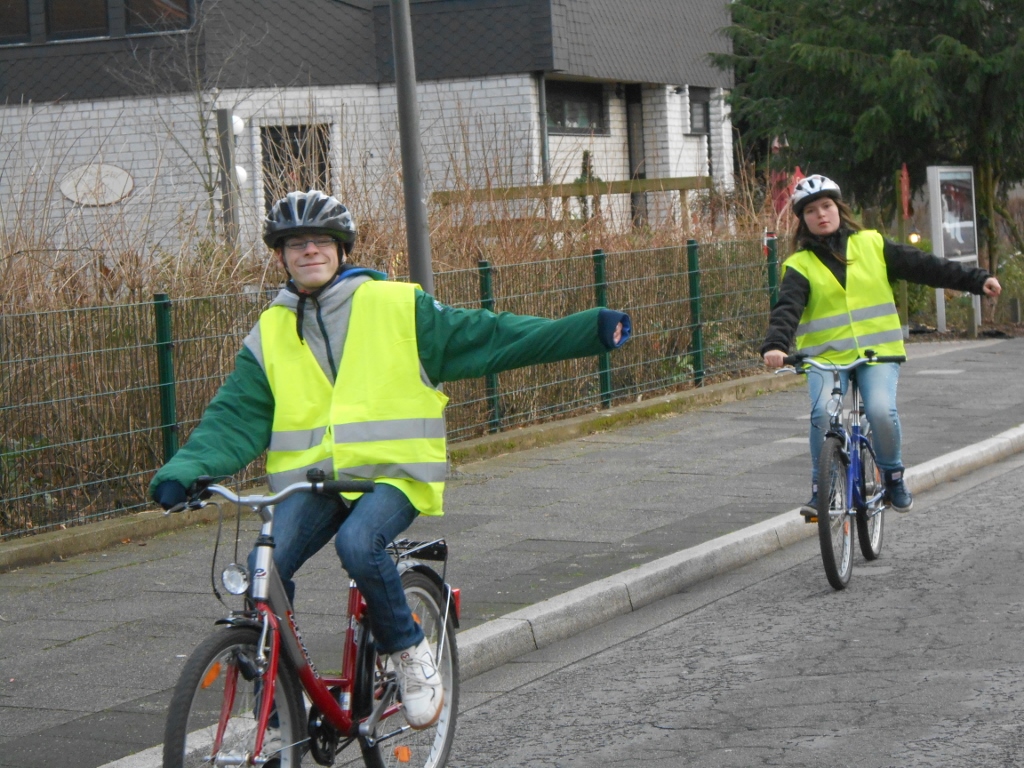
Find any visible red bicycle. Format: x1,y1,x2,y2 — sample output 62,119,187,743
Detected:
161,475,460,768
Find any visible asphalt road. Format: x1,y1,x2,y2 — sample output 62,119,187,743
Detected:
1,337,1022,768
448,451,1024,767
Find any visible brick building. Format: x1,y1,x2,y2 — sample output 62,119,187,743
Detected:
0,0,734,254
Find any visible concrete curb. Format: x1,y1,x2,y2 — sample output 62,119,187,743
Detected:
906,424,1024,492
457,422,1024,680
92,422,1024,767
0,371,803,574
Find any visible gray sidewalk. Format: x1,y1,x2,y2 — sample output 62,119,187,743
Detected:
1,338,1022,768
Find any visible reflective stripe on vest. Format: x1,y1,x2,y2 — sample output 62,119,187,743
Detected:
268,427,329,453
783,230,906,363
260,281,449,514
334,418,446,443
270,459,336,489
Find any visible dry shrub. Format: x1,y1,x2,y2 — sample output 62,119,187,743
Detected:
0,105,791,538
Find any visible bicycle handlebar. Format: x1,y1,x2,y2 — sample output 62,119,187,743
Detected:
164,476,375,516
781,351,907,372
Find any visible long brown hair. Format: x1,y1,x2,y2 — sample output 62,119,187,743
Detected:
791,199,863,259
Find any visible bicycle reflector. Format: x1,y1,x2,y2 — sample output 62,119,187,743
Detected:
221,563,250,595
393,745,412,762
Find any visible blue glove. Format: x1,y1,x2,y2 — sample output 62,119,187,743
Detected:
598,309,632,348
153,480,187,510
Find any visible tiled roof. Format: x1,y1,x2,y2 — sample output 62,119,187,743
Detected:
374,0,553,82
1,0,732,102
0,0,377,103
550,0,733,87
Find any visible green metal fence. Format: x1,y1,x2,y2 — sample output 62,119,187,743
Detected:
0,238,777,540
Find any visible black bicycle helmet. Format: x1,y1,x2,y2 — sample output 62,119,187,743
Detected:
263,190,356,254
790,174,842,218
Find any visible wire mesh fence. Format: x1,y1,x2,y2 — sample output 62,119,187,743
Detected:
0,239,775,540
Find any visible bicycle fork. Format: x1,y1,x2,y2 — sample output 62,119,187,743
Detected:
209,536,288,766
206,610,283,767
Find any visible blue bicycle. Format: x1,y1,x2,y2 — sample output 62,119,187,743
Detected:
783,351,906,590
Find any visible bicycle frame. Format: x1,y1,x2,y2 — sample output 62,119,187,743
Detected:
778,351,904,588
207,514,382,762
780,351,904,516
820,369,883,518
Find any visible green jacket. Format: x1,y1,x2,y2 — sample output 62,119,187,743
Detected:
150,269,622,495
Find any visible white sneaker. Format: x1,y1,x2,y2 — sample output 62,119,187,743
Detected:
391,638,444,730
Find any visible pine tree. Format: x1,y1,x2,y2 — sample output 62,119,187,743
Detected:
714,0,1024,278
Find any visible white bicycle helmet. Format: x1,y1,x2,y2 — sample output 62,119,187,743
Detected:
790,174,842,217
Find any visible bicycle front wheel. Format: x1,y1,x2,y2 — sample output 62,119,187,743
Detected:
163,627,306,768
359,570,459,768
856,433,885,561
816,436,853,590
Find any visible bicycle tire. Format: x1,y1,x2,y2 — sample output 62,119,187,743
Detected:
358,570,459,768
855,431,885,561
163,627,305,768
816,436,853,590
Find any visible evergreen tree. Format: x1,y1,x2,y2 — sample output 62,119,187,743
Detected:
715,0,1024,276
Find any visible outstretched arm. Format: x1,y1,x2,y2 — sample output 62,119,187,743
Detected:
883,240,993,293
415,291,630,384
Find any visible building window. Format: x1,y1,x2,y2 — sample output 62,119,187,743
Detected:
689,87,711,135
1,0,30,44
126,0,191,34
261,124,333,213
546,80,607,135
46,0,108,40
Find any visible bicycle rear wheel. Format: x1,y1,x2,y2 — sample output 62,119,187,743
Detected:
816,436,853,590
856,432,885,561
358,570,459,768
163,627,305,768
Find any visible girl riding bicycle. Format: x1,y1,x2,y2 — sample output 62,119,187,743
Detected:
761,174,1001,515
151,190,631,732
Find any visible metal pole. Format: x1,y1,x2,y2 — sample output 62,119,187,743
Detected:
592,249,613,408
536,72,551,186
687,239,705,386
477,260,502,432
927,166,947,332
390,0,434,295
215,108,239,247
153,293,179,462
766,232,779,307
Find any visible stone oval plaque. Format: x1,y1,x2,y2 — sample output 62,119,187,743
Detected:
59,163,134,206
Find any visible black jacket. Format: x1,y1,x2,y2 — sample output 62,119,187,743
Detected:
761,229,991,356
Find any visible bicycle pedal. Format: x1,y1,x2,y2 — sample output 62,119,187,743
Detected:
804,515,818,523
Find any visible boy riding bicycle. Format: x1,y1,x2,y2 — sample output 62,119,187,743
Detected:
151,190,631,730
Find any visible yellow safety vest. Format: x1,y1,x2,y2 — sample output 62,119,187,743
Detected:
783,230,905,363
260,281,449,515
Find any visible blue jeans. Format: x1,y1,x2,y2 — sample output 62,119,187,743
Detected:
807,362,902,484
247,483,423,654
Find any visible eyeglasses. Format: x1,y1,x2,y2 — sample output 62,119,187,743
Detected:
283,237,337,252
